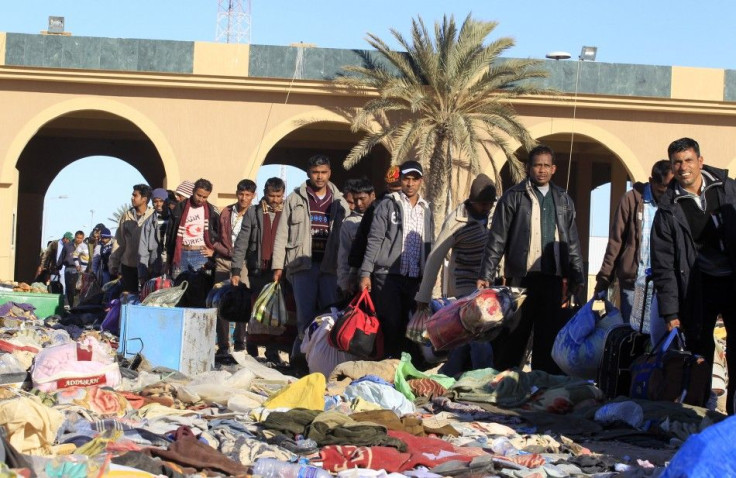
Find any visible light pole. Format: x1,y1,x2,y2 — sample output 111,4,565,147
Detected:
546,46,598,191
41,195,69,248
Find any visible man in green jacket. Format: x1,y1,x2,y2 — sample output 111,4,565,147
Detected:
271,155,349,357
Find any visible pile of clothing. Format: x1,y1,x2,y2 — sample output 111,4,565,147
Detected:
0,301,727,477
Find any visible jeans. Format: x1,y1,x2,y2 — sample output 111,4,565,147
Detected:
173,249,209,279
619,287,635,323
290,263,338,337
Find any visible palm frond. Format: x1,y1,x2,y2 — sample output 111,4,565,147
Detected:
340,13,554,218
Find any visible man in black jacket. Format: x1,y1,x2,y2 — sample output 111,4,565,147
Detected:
56,232,77,307
651,137,736,414
477,145,584,374
347,165,403,279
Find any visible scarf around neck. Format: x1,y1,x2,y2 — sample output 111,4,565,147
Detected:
173,199,214,268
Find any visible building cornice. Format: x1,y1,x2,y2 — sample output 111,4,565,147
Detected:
2,65,736,117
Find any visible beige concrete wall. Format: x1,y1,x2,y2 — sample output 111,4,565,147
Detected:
0,33,6,66
2,67,736,279
671,66,724,102
193,42,249,77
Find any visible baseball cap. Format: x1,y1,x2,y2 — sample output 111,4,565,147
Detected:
62,232,73,241
400,160,423,178
384,165,401,185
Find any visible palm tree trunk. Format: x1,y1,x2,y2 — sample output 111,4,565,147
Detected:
427,133,448,223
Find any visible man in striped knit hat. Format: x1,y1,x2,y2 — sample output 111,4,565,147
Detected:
415,174,497,375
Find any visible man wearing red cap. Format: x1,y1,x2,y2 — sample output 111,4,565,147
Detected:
360,160,435,359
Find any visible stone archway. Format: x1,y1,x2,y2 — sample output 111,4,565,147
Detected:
13,109,171,281
248,111,391,191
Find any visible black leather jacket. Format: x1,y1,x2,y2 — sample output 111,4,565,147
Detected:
479,178,584,285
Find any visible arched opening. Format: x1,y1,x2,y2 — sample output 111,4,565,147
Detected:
503,133,632,294
15,110,167,282
42,157,147,245
262,121,391,191
255,164,308,199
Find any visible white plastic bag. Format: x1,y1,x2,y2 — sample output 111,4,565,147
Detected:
301,309,361,378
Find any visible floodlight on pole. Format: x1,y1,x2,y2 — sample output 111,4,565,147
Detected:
564,46,598,192
579,46,597,61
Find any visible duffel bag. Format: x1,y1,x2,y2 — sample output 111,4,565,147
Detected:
630,328,709,406
552,296,623,379
328,289,383,359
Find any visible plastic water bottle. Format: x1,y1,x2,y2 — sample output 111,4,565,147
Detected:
490,437,518,456
252,458,331,478
295,438,318,452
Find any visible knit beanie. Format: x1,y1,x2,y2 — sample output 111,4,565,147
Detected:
469,174,497,202
175,181,195,199
152,188,168,201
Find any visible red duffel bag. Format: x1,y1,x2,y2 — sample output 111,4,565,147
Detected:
328,289,384,359
139,275,173,301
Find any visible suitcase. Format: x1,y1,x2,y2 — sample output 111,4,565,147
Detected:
596,275,651,398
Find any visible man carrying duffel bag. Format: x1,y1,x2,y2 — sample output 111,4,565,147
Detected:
651,138,736,413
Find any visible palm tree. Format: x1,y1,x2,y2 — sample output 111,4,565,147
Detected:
107,203,130,225
339,14,550,218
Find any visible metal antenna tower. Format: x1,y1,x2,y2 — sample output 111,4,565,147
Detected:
216,0,251,44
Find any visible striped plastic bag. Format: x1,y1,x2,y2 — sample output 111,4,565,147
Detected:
251,282,287,327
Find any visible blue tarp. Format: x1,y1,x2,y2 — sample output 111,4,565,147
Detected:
662,415,736,477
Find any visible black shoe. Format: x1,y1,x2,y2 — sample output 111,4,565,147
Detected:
215,353,237,366
234,343,246,352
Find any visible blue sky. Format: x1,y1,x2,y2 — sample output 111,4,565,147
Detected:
4,0,734,246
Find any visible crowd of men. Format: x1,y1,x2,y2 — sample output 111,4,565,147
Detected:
35,137,735,415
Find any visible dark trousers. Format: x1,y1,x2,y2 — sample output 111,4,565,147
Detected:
697,273,736,414
490,273,564,374
120,264,139,293
214,267,247,353
64,269,78,307
372,273,421,360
